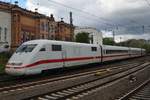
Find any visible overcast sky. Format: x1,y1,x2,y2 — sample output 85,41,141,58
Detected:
2,0,150,42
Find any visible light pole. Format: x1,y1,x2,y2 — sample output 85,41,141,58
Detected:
120,36,122,46
120,37,122,43
112,30,115,45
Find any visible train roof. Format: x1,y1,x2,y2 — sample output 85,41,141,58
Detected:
22,40,145,51
102,45,129,50
23,39,99,47
130,47,142,51
102,45,145,51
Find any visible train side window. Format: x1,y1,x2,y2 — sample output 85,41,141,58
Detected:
91,47,97,52
4,45,9,48
106,50,111,54
106,50,128,54
16,44,37,53
52,45,62,51
40,48,46,52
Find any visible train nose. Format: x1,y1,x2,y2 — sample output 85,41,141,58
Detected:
5,64,25,76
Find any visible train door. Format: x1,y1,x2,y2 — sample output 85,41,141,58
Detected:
129,47,131,57
63,45,81,67
62,46,67,67
100,45,103,63
141,48,142,56
49,44,64,68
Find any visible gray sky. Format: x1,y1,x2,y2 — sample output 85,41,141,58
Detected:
26,0,150,42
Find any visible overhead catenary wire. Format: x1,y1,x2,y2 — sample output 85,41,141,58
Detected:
5,0,150,34
46,0,119,27
144,0,150,7
28,0,115,29
5,0,143,30
46,0,145,30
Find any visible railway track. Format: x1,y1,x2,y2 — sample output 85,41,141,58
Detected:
119,79,150,100
24,62,150,100
0,56,149,100
0,61,143,92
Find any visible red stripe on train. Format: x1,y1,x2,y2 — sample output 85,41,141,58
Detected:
6,53,138,69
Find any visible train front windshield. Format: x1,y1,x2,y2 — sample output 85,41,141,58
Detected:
16,44,37,53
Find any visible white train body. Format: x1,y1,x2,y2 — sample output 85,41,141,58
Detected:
5,40,146,75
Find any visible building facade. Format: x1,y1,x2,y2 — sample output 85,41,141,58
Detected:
11,5,55,48
56,18,74,41
74,27,103,45
0,1,74,50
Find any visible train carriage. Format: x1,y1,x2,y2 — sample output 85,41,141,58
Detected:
5,40,101,75
129,47,144,57
141,49,146,56
61,42,101,67
102,45,130,62
5,40,146,76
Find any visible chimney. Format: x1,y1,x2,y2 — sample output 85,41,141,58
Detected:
35,8,38,13
61,18,64,22
50,14,54,21
69,12,73,41
70,12,73,25
50,14,53,18
14,1,18,5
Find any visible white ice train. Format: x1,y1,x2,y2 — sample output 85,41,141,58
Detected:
5,40,146,75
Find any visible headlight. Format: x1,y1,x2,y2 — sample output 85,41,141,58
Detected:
14,63,23,66
8,63,23,66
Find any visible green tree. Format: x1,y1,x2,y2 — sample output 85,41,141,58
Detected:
103,37,115,45
75,32,90,43
116,39,150,53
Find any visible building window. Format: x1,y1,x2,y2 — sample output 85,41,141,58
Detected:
49,27,51,33
41,22,45,31
4,27,7,42
30,34,35,40
42,34,45,39
26,32,30,41
13,14,17,22
49,25,52,33
51,35,54,39
22,32,27,42
46,23,48,32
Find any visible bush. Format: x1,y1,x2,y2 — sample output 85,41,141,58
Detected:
0,52,12,73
